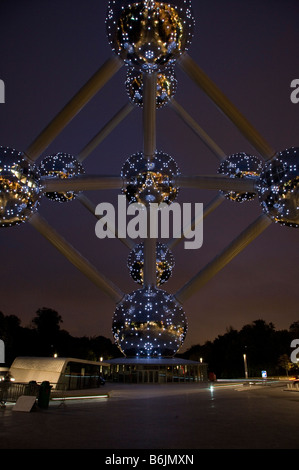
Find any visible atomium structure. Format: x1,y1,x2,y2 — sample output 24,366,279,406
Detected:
0,1,298,359
127,242,175,286
126,67,178,108
40,152,85,203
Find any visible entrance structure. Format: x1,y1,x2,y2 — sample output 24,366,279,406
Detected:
0,1,298,373
106,357,207,384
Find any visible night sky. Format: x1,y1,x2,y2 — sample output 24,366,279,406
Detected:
0,0,298,352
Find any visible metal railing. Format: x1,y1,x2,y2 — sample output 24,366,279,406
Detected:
0,381,42,406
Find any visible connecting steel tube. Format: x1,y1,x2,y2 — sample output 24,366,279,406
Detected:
25,56,123,162
179,54,276,161
29,212,124,303
175,214,272,304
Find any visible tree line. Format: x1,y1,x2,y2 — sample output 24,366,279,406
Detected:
180,319,299,378
0,307,120,367
0,308,298,378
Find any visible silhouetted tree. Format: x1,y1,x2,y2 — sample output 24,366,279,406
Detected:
31,307,63,356
183,319,298,378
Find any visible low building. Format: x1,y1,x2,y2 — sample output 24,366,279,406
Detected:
9,357,107,390
104,357,207,384
8,356,208,389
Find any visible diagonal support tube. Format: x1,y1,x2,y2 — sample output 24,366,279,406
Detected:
77,193,135,250
25,56,123,162
175,214,272,304
170,99,226,161
29,212,124,303
168,193,225,250
179,54,276,160
77,102,134,162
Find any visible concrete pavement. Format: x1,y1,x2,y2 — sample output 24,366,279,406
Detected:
1,381,299,450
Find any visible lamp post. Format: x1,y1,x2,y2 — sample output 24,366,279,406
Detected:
243,353,248,379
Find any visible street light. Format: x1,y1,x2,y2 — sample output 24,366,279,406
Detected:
243,353,248,379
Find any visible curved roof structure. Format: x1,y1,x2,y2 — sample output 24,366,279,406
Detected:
9,357,106,386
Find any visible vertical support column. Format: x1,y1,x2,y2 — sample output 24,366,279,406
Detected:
143,206,157,288
143,72,157,161
143,72,158,288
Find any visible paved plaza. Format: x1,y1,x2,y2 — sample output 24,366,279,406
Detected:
1,381,299,450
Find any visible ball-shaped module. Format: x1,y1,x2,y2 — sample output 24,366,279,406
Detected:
126,67,177,108
0,146,41,227
218,152,263,203
112,286,187,357
40,152,84,203
106,0,195,72
128,242,175,286
121,151,180,205
258,147,299,228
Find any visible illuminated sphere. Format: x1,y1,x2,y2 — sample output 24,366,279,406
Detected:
126,67,177,108
40,152,84,203
121,151,180,205
106,0,195,72
0,146,41,227
218,152,263,203
112,287,187,357
257,147,299,227
128,242,175,286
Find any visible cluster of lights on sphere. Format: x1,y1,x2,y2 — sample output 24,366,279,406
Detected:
106,0,195,72
0,146,41,227
112,286,187,357
128,242,175,286
39,152,85,203
126,67,177,108
258,147,299,228
218,152,264,203
121,150,180,205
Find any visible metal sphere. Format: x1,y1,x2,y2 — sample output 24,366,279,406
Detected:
258,147,299,228
121,151,180,205
0,146,41,227
40,152,84,203
126,67,177,108
128,242,175,286
106,0,195,72
112,286,187,357
218,152,263,203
